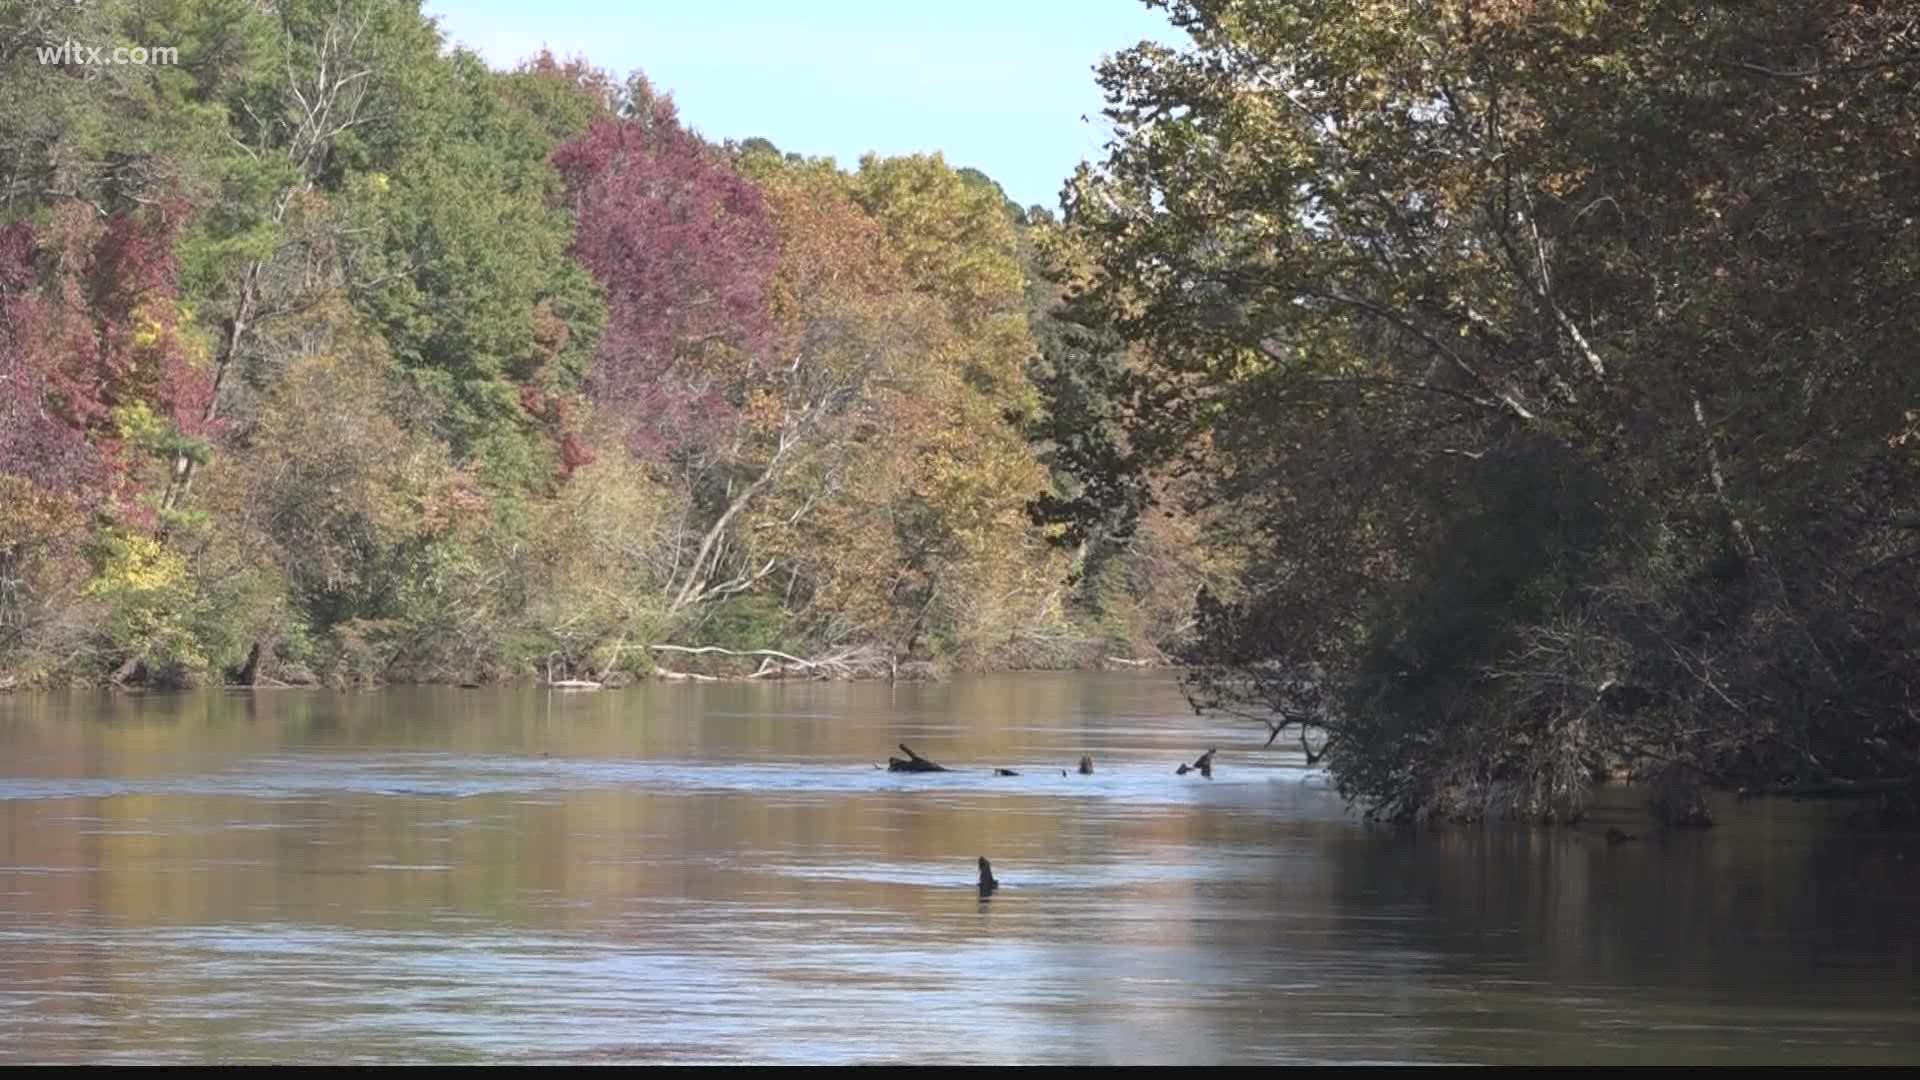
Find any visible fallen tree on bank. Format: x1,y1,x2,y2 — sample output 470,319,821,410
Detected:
646,643,899,681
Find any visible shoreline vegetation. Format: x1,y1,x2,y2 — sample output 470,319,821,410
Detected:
0,652,1180,692
0,642,1182,692
5,2,1918,831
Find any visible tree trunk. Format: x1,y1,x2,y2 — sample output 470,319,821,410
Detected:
669,461,782,612
236,633,278,687
108,654,144,687
160,254,262,513
1691,394,1756,560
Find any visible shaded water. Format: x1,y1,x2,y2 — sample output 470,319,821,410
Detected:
1,672,1915,1064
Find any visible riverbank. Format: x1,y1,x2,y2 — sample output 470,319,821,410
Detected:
0,651,1182,693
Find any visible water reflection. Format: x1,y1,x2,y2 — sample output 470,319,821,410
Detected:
1,674,1915,1063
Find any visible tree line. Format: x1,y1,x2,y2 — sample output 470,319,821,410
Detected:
0,0,1211,690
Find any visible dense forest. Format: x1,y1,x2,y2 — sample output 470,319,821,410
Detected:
0,0,1219,693
5,0,1919,826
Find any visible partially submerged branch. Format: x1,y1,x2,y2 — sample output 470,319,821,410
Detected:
1176,747,1216,777
887,744,948,773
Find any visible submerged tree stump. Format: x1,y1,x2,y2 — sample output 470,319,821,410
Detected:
887,744,949,773
978,856,999,899
1078,755,1094,775
1176,748,1217,778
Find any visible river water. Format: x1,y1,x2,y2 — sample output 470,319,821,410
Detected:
1,672,1915,1064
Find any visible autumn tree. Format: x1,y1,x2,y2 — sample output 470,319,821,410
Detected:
847,153,1068,664
722,154,951,645
1056,0,1920,822
552,75,778,462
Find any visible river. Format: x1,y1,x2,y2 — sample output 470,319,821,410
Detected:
2,672,1915,1064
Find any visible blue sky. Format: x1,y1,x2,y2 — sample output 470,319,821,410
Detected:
420,0,1182,211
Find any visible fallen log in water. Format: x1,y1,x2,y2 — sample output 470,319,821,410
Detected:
887,744,949,773
993,767,1019,777
648,643,895,681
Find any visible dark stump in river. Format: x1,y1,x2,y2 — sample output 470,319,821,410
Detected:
887,744,949,773
1176,748,1216,778
978,856,999,899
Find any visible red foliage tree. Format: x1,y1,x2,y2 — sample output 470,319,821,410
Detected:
550,79,778,459
88,204,212,439
0,202,208,518
0,221,101,494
